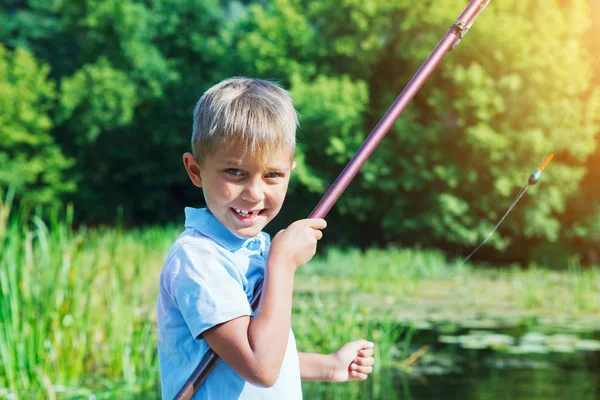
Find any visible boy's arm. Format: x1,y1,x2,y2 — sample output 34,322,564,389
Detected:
298,352,335,381
203,264,294,387
298,340,375,382
203,219,326,388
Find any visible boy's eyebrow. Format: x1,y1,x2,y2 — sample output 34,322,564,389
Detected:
216,157,290,171
214,157,253,167
265,166,289,172
216,158,244,165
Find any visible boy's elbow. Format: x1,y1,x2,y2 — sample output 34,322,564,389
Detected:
248,366,280,388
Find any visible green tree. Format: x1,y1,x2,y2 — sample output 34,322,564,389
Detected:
0,45,74,204
1,0,599,263
1,0,227,221
566,0,600,265
209,0,600,259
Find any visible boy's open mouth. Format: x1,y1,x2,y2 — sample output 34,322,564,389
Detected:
231,208,265,219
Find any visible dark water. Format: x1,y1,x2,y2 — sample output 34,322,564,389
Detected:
303,328,600,400
404,349,600,400
401,327,600,400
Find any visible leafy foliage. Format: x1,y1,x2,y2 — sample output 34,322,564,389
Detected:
0,0,599,261
0,45,74,204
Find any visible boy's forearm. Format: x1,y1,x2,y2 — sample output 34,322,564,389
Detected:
298,352,335,381
247,260,295,383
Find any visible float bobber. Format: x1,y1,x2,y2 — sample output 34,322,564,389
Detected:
528,170,542,185
528,153,554,186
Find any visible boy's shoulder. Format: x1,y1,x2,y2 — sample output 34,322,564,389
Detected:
178,207,271,253
164,227,224,267
162,224,271,272
166,227,270,259
161,207,271,282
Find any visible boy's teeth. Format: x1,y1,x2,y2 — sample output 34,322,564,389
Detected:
234,208,258,217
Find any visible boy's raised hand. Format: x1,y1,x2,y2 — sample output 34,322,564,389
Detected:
269,218,327,269
328,340,375,382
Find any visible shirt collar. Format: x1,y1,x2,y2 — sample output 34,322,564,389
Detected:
184,207,264,252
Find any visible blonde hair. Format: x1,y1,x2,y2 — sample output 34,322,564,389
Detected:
192,77,298,164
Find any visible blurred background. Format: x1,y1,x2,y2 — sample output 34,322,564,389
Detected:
1,0,600,399
2,0,599,265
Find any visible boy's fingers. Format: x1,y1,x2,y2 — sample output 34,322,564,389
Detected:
358,348,374,357
350,371,369,380
354,356,375,366
353,365,373,374
304,218,327,230
314,229,323,240
353,339,374,351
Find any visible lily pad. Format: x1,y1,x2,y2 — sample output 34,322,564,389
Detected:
507,344,550,354
521,332,547,344
546,334,579,346
546,344,576,353
459,319,502,329
574,339,600,351
439,335,461,344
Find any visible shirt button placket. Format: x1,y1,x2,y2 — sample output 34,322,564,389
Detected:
246,238,261,251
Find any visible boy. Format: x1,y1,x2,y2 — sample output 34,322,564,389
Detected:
157,77,375,399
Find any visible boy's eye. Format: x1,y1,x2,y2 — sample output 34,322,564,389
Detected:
265,172,284,179
225,168,243,176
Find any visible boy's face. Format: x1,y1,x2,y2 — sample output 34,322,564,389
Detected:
184,144,295,238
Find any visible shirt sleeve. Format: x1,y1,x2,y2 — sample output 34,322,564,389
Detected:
169,241,252,339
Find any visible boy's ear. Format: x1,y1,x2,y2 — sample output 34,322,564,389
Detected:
291,161,297,171
183,152,203,188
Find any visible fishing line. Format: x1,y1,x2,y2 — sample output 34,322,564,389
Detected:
460,183,529,263
377,51,600,344
461,52,600,265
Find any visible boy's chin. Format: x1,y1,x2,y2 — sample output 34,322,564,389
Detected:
231,224,266,239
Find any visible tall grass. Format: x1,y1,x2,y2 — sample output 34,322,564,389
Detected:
509,263,600,312
0,193,417,399
299,246,600,314
293,289,414,400
0,191,177,399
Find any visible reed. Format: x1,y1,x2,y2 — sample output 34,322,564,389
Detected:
0,190,176,399
293,289,412,400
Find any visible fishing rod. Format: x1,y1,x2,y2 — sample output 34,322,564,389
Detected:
174,1,491,398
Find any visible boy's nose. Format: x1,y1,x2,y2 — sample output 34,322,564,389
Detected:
241,179,265,202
